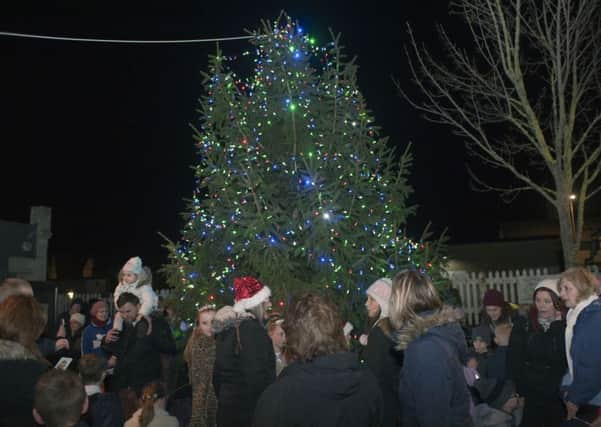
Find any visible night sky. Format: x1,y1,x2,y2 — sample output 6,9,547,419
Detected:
1,1,539,275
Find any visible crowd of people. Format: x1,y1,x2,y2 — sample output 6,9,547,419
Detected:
1,256,600,427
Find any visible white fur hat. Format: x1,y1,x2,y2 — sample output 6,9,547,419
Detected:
366,278,393,318
70,313,86,326
534,278,560,298
122,256,143,276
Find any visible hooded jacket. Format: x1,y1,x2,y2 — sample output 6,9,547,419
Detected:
252,351,384,427
212,306,275,427
396,306,473,427
565,297,601,405
0,339,49,427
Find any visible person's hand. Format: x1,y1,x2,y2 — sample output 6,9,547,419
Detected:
502,397,519,414
105,329,120,343
565,400,579,420
107,355,117,368
518,397,525,408
467,358,478,370
55,338,69,351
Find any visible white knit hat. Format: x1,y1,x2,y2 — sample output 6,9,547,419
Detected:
122,256,143,276
366,278,393,318
534,278,560,298
70,313,86,326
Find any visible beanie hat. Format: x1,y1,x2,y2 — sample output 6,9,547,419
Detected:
533,278,560,299
482,289,505,307
70,313,86,326
122,256,143,276
366,278,392,318
471,325,492,346
233,276,271,313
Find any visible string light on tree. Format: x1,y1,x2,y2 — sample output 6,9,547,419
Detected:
162,14,449,323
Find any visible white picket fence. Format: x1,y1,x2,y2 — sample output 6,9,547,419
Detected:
52,266,600,328
449,268,552,326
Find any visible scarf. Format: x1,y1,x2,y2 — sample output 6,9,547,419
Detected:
565,294,598,378
538,317,552,332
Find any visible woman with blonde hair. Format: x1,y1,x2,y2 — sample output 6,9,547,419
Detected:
389,270,472,427
184,304,217,427
559,267,601,424
124,381,178,427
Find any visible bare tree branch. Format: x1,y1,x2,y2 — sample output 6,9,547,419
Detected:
401,0,601,266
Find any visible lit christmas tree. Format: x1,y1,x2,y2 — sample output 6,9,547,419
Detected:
163,15,449,324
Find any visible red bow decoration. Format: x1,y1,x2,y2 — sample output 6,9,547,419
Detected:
234,276,264,301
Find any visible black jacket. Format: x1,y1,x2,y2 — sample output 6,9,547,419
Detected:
103,313,176,392
508,317,566,400
83,392,124,427
0,339,49,427
212,307,275,427
365,323,402,427
253,351,384,427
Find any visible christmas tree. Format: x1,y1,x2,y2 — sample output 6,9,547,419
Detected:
163,15,449,324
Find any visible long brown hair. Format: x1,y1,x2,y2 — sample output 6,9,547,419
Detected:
0,294,46,358
183,305,216,365
139,381,167,427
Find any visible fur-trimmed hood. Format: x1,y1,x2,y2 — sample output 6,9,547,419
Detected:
394,306,466,352
211,305,255,335
0,339,40,361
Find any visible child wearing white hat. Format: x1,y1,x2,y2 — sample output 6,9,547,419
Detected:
112,256,158,331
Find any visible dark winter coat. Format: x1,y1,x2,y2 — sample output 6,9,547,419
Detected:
0,339,49,427
365,322,402,427
103,313,176,393
82,392,124,427
566,297,601,405
212,307,275,427
395,306,473,427
508,317,566,400
252,351,384,427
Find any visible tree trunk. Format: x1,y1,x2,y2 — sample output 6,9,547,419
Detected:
556,196,577,268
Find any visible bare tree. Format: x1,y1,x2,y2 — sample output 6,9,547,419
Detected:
401,0,601,267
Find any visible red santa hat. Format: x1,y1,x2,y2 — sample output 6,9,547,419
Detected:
233,276,271,313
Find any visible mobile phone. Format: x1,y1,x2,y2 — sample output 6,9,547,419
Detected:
54,357,73,370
